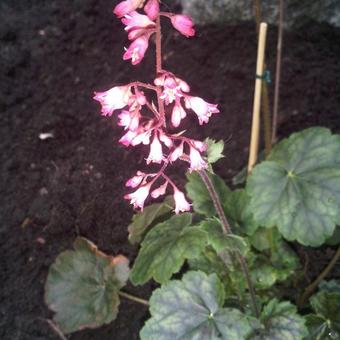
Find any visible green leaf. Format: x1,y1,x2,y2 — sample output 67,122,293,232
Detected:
306,281,340,339
206,138,225,164
249,227,281,251
140,271,259,340
188,246,228,275
325,226,340,246
223,189,259,236
305,314,336,340
247,127,340,246
45,237,129,334
130,213,207,285
250,240,299,290
128,196,173,244
310,287,340,328
255,299,308,339
200,218,249,256
319,280,340,294
186,171,231,217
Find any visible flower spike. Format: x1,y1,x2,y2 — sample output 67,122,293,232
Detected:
95,0,220,212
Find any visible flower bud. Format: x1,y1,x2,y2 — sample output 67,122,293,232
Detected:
170,15,195,38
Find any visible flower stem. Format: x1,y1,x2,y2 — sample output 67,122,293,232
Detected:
298,245,340,307
198,170,260,318
119,291,149,306
155,14,162,74
155,9,166,125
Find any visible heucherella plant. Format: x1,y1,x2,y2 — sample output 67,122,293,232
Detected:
45,1,340,339
93,0,218,213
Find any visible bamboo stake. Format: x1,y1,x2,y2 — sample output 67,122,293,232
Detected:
248,23,268,173
254,0,272,156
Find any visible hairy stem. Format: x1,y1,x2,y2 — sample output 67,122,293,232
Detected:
155,15,162,74
155,12,166,125
198,170,260,318
298,245,340,307
119,291,149,306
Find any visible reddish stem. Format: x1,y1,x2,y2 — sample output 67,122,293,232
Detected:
131,81,158,92
155,11,166,126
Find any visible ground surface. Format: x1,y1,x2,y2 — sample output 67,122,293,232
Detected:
1,0,340,339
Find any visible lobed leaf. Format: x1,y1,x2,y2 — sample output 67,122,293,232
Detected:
45,237,129,334
186,171,231,217
306,280,340,339
247,127,340,246
205,138,225,164
186,172,258,235
130,213,207,285
254,298,308,339
140,271,259,340
128,196,173,244
199,218,249,256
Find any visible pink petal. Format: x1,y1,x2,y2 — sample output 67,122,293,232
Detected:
125,171,146,187
173,189,191,214
151,181,168,198
170,15,195,38
144,0,159,20
171,102,187,127
124,183,152,210
170,142,184,162
93,85,132,116
113,0,144,18
123,35,149,65
146,134,163,164
122,11,155,30
189,146,208,172
159,131,173,148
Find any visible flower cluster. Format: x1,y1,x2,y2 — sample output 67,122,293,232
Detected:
94,0,219,213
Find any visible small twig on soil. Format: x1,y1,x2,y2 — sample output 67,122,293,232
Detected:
119,291,149,306
298,245,340,307
271,0,284,144
44,319,68,340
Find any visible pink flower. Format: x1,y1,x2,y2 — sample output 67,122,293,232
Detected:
131,129,152,146
123,35,149,65
93,85,132,116
124,183,152,209
159,130,173,148
119,130,138,146
189,146,208,172
113,0,144,18
184,96,219,125
125,171,146,188
146,133,163,164
144,0,159,20
191,140,207,152
151,181,168,198
173,189,191,214
169,142,184,162
118,110,140,131
171,102,187,127
122,11,155,40
170,15,195,38
155,73,190,105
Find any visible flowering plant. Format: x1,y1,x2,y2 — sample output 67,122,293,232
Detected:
45,1,340,339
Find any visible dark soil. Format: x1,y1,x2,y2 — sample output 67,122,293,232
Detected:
1,0,339,339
